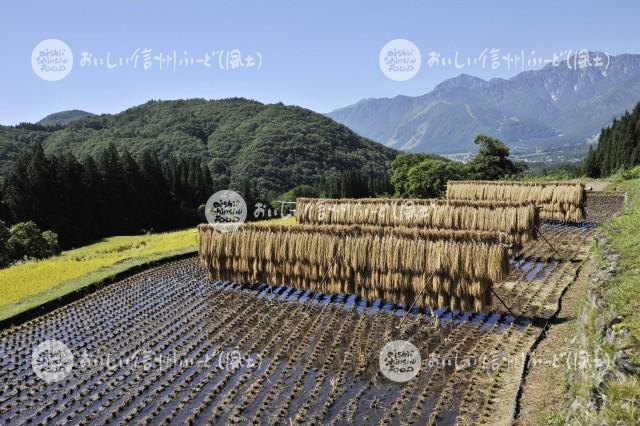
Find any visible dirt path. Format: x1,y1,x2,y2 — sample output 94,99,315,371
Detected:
515,249,594,425
584,180,608,192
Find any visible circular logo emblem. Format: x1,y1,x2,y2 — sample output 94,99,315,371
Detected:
205,190,248,232
379,39,421,82
31,39,74,81
32,340,74,383
379,339,421,382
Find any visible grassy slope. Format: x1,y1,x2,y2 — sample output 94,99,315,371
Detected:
0,229,198,321
604,168,640,346
557,168,640,425
595,169,640,423
0,216,297,322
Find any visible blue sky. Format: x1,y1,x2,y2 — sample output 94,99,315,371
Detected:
1,0,639,125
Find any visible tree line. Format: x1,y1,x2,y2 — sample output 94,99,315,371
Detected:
390,134,528,198
0,141,392,255
280,170,393,201
584,101,640,177
279,135,526,202
0,133,528,262
0,144,214,250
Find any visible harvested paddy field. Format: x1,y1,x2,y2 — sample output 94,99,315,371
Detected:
0,194,623,425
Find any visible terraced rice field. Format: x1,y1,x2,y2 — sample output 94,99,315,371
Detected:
583,191,626,223
0,194,623,425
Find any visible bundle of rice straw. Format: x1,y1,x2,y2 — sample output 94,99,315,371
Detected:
198,223,510,312
446,181,586,221
296,197,538,246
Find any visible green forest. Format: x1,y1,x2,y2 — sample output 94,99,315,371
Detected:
0,99,396,260
0,99,528,264
0,144,212,250
390,134,527,198
584,101,640,177
0,98,396,198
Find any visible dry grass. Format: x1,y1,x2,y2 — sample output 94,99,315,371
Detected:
198,223,510,312
296,197,538,245
446,180,586,221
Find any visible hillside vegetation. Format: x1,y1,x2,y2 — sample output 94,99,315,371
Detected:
37,109,94,126
390,134,527,198
584,101,640,177
0,125,53,177
558,169,640,424
0,98,396,198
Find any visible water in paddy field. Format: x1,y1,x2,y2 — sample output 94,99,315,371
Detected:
0,222,598,424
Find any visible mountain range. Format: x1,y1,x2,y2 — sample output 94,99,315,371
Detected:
327,52,640,155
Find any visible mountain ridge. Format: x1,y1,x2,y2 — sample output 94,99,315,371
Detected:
327,52,640,155
37,110,94,126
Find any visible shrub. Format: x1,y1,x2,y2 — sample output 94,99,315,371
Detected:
42,230,61,256
278,184,320,203
620,166,640,181
405,159,468,198
6,221,60,261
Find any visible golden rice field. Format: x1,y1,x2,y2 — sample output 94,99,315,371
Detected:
0,216,298,322
0,229,198,321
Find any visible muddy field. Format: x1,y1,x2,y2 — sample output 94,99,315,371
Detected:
0,195,623,425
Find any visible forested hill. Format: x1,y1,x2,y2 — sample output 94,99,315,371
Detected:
37,109,94,126
0,98,396,197
584,101,640,177
0,125,54,177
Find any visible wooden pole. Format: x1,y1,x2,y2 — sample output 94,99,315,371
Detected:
537,226,561,259
490,287,517,319
396,270,436,328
